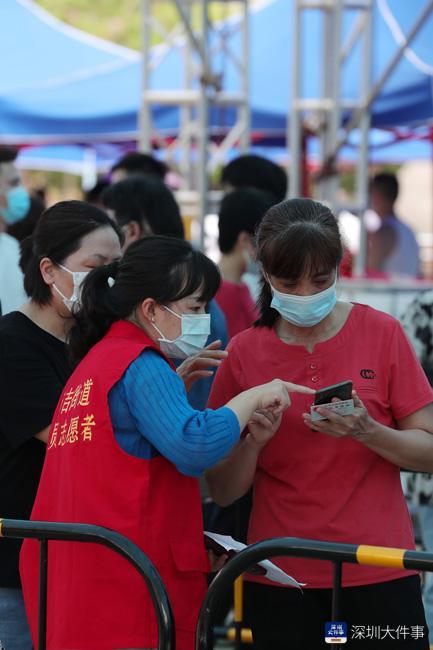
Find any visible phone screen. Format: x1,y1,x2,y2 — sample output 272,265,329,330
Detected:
314,380,353,406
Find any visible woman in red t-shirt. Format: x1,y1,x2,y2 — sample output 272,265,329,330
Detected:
206,198,433,650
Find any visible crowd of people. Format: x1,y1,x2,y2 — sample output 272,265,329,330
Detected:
0,145,432,650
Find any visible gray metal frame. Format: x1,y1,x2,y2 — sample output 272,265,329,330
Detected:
289,0,433,273
139,0,250,248
289,0,373,214
139,1,433,261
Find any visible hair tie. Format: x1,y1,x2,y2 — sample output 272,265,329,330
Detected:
107,277,115,288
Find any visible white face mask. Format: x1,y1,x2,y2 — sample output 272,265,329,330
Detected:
53,264,89,313
151,306,211,359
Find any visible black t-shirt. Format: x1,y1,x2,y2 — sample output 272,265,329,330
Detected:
0,311,71,587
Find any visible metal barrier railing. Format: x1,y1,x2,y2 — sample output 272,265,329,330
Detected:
196,536,433,650
0,518,175,650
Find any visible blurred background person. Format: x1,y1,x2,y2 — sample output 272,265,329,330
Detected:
368,172,420,278
83,179,110,210
216,187,275,339
110,151,168,184
221,154,288,203
103,173,184,246
0,146,30,315
7,195,45,243
219,154,288,301
0,201,122,650
0,147,31,227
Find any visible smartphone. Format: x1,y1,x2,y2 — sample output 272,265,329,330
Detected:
314,380,353,406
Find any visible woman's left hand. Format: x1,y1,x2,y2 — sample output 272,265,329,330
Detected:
247,409,282,447
207,549,229,573
176,340,228,391
302,391,374,440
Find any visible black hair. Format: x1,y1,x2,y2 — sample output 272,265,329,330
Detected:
7,195,44,242
102,174,184,239
255,198,343,328
221,155,288,202
84,179,110,205
218,187,276,254
20,200,123,305
69,236,220,361
111,152,168,179
370,172,399,204
0,146,18,164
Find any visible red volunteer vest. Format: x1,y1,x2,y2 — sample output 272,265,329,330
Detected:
20,321,209,650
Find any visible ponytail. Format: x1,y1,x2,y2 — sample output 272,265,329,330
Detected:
68,261,120,363
20,235,34,274
20,235,41,298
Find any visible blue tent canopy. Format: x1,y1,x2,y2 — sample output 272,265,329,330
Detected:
1,0,433,144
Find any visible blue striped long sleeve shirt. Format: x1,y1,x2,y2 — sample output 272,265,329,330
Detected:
108,349,240,476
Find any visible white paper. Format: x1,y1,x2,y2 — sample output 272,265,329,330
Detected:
205,531,305,588
310,398,355,421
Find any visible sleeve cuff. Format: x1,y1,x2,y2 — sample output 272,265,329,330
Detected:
216,406,241,443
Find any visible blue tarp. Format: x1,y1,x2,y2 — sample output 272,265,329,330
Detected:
1,0,433,144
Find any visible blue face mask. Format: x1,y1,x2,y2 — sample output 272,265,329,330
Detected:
243,250,261,276
269,276,337,328
0,186,30,225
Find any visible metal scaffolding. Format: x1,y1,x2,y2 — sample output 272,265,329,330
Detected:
289,0,373,273
139,0,250,247
140,1,433,263
289,0,433,273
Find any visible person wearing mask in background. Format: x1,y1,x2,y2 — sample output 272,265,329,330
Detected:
20,236,312,650
0,146,29,315
0,201,123,650
102,174,228,410
206,198,433,650
368,172,420,278
216,188,275,339
7,194,45,243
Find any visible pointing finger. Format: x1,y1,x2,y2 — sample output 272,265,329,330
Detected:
283,382,316,395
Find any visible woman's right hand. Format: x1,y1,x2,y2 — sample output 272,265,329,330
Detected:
253,379,314,415
224,379,315,451
244,380,314,448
